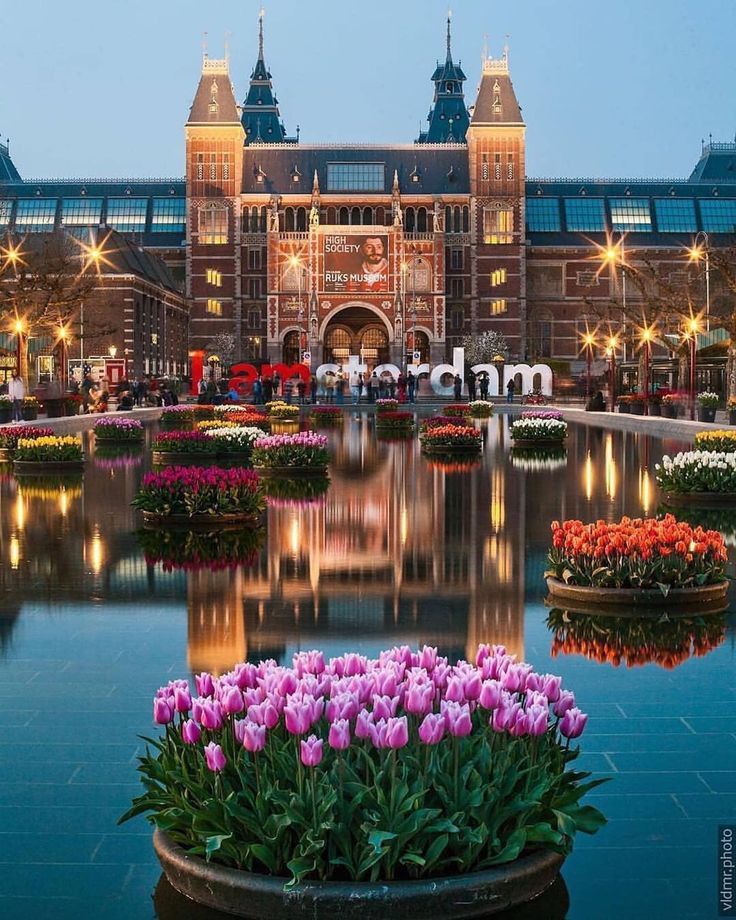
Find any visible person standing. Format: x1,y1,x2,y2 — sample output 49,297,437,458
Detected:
8,371,25,422
506,378,516,404
407,371,416,404
310,374,318,404
479,373,489,401
467,369,477,401
349,369,361,405
253,375,263,405
262,375,273,403
369,372,379,403
453,374,462,400
397,372,407,404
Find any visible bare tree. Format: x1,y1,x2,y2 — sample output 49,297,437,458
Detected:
703,246,736,397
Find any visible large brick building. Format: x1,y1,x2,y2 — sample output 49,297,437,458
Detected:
2,13,736,380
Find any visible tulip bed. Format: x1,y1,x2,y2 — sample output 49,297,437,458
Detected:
160,405,215,428
252,432,329,470
14,436,83,462
547,609,726,670
374,411,414,430
444,404,471,418
693,431,736,453
308,406,344,425
469,400,494,417
131,466,265,518
510,417,567,443
656,451,736,494
204,426,265,456
196,419,241,432
419,415,468,432
94,418,144,442
268,402,301,420
375,399,399,413
137,527,264,572
0,426,53,452
420,425,482,450
153,431,218,455
548,514,728,589
121,644,605,885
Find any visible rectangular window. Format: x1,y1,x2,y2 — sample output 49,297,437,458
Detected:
61,198,103,226
209,153,217,181
248,278,261,299
654,198,697,233
151,198,186,233
107,198,148,233
206,268,222,286
0,199,13,229
491,268,507,286
699,199,736,233
326,162,385,191
494,153,502,181
490,298,508,315
223,154,230,182
196,153,204,181
14,198,57,232
481,154,489,181
564,198,606,232
198,206,228,244
526,198,561,232
450,248,463,270
206,299,222,315
483,207,513,244
450,307,464,330
576,270,599,287
248,308,262,328
248,247,261,270
609,198,652,232
449,278,464,298
507,154,514,180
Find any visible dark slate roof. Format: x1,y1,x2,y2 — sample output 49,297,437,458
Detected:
0,142,21,182
688,142,736,182
241,12,288,143
241,145,469,195
187,62,241,125
470,67,524,126
419,16,470,144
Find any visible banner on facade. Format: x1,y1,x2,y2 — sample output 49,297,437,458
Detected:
322,233,390,293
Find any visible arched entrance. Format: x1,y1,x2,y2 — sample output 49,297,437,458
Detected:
322,306,391,369
282,330,300,364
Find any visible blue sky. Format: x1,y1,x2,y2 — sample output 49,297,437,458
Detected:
2,0,734,180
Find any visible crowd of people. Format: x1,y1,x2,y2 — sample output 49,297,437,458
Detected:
244,368,421,406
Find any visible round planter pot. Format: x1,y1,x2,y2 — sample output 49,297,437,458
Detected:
662,491,736,507
729,410,736,426
141,511,261,530
21,409,38,421
661,405,677,418
617,403,630,414
95,435,145,446
511,439,566,449
14,459,85,474
546,576,728,610
253,465,329,477
0,409,12,424
153,829,564,920
151,451,219,466
699,407,717,423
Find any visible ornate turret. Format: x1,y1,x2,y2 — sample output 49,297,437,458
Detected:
0,138,21,182
417,12,470,144
241,9,295,144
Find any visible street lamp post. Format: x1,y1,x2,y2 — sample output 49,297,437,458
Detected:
686,317,700,421
601,238,628,362
640,326,653,416
688,231,711,333
582,331,596,398
606,335,619,412
57,326,69,389
14,319,25,384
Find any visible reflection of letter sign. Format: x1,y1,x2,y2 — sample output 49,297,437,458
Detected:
302,351,311,362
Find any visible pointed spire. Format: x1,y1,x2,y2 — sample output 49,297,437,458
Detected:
446,9,452,62
258,8,265,60
312,169,320,195
417,12,469,143
392,169,400,194
242,8,295,144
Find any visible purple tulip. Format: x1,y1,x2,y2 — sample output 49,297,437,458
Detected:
195,672,215,697
554,690,576,718
343,653,366,677
373,670,398,697
444,674,466,703
418,712,445,745
204,742,226,773
419,645,438,671
328,718,351,750
442,701,473,737
541,674,562,703
527,703,549,737
200,700,224,731
300,734,324,767
405,682,434,716
509,710,530,737
372,694,399,721
153,698,173,725
278,670,298,696
368,718,389,749
173,687,192,713
355,709,373,739
560,707,588,739
221,686,244,715
181,719,201,744
284,700,312,735
492,701,520,733
479,679,502,710
385,716,409,749
241,721,267,753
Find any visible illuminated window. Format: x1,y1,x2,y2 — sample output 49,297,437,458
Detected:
654,198,697,232
494,153,502,181
61,198,103,226
14,198,57,232
609,198,652,232
491,268,507,286
196,153,204,181
0,199,13,228
151,198,186,233
326,162,384,191
199,206,228,244
699,199,736,233
507,154,514,180
223,154,230,182
564,198,606,232
206,299,222,315
107,198,147,233
491,298,508,315
206,269,222,286
483,206,513,244
526,198,561,232
481,154,489,181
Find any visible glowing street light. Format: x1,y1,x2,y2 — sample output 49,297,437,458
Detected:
685,316,701,421
108,345,117,359
581,330,596,397
605,334,619,412
599,237,628,361
688,232,710,333
639,325,655,415
57,324,70,388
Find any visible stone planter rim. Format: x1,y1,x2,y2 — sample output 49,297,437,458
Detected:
151,451,219,466
511,439,566,449
141,510,262,530
14,459,85,474
153,828,564,920
546,575,728,609
662,491,736,506
253,464,329,477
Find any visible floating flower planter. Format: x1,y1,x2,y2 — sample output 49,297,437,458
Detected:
94,417,144,444
420,425,482,454
510,415,567,449
160,405,215,430
0,425,53,462
13,435,85,474
252,431,329,476
444,403,471,418
151,431,219,466
375,398,399,414
469,400,494,418
308,406,344,426
267,401,301,421
374,411,414,434
694,430,736,453
546,515,729,610
132,466,265,528
204,426,265,464
121,645,605,918
656,451,736,505
547,608,727,669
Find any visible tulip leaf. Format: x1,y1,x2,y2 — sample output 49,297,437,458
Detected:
205,834,231,860
368,829,397,854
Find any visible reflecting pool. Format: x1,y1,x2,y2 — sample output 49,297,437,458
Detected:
0,414,732,919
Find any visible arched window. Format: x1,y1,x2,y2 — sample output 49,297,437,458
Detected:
462,206,469,233
339,207,349,225
326,207,336,225
296,208,307,232
417,208,427,233
375,206,385,226
351,206,361,225
410,330,430,363
405,207,415,232
282,330,301,365
445,206,452,233
324,326,351,363
362,207,373,225
360,326,390,366
284,207,295,232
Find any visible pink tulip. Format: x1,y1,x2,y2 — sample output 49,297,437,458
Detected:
418,712,446,745
442,701,473,737
527,703,549,737
444,675,465,703
328,719,351,750
492,702,520,733
560,708,588,739
419,645,438,671
204,742,226,773
405,682,434,716
284,700,312,735
200,701,224,731
173,687,192,713
554,690,576,718
181,719,201,744
541,674,562,702
355,709,373,739
462,671,483,701
509,710,530,737
372,694,399,721
479,679,502,710
153,698,173,725
368,719,389,749
195,673,215,697
385,716,409,749
221,686,244,715
300,734,324,767
241,721,267,753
